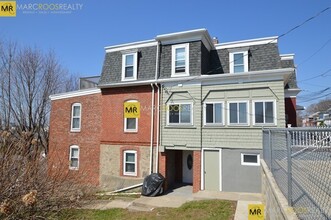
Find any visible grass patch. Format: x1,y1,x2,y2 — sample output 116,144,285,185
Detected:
51,200,236,220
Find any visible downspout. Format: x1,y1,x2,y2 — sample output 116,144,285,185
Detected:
154,41,160,173
149,83,155,174
155,83,160,172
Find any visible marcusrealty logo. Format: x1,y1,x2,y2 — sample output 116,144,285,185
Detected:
16,2,83,14
0,1,16,17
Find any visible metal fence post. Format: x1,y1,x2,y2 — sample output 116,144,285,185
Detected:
269,129,272,171
286,130,293,206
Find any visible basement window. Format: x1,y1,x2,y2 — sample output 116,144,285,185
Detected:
241,153,260,166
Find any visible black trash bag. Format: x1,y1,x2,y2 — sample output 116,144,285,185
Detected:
141,173,165,197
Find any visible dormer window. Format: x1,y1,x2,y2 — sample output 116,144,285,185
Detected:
172,44,189,77
229,50,248,73
122,52,137,81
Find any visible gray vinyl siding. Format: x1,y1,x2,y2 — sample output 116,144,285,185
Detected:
161,84,202,149
159,41,202,79
202,80,285,149
222,148,262,193
99,45,157,84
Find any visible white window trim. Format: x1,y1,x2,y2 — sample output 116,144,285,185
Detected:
123,150,137,176
203,101,225,126
229,50,248,73
227,101,250,126
252,100,277,126
121,52,138,81
241,153,260,166
124,100,138,132
70,103,81,132
69,145,79,170
166,102,193,126
171,43,190,77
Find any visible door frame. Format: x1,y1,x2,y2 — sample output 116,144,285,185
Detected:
201,148,222,191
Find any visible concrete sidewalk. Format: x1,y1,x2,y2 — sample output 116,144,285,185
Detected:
83,185,263,219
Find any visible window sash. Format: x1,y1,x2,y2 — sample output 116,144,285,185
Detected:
122,53,137,80
241,153,260,166
71,104,81,131
205,103,223,124
229,102,247,124
254,101,274,124
124,151,137,175
168,103,192,125
69,146,79,169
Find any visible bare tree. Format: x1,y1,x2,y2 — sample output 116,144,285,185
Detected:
0,41,79,155
305,98,331,116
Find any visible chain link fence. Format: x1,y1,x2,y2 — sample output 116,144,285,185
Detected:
263,128,331,220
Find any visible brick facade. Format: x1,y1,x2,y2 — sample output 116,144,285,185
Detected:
100,85,158,146
48,92,101,186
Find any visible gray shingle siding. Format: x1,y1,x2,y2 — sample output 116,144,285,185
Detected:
248,43,281,71
99,46,157,85
201,42,210,75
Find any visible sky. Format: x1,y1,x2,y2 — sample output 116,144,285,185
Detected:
1,0,331,109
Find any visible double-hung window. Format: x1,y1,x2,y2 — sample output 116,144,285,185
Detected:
124,100,138,132
253,101,275,125
171,44,189,77
69,145,79,170
71,103,81,132
228,101,249,125
204,102,224,125
229,50,248,73
167,103,192,125
123,150,137,176
122,53,137,81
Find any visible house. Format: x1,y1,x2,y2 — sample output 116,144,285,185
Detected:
303,107,331,127
48,28,299,193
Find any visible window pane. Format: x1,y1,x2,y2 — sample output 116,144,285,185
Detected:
180,104,191,123
126,153,135,163
230,103,238,123
206,104,213,123
234,53,244,65
71,148,79,157
125,163,135,173
125,66,134,78
72,118,80,129
239,103,247,123
169,105,179,123
215,103,222,123
125,54,134,66
176,48,185,60
70,158,78,168
234,65,244,73
243,155,258,163
126,118,136,130
265,102,274,123
255,102,264,123
73,106,80,116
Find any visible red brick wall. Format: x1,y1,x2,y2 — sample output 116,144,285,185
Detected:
48,93,101,186
100,85,158,146
193,150,201,193
285,97,297,127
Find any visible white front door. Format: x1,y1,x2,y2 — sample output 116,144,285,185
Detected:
182,151,193,184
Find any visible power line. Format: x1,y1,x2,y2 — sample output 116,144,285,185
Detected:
297,35,331,67
298,68,331,82
164,6,331,90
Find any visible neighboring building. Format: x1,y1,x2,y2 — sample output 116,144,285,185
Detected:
48,29,299,193
303,107,331,127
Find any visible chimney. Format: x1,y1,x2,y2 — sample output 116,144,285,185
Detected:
212,37,219,45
